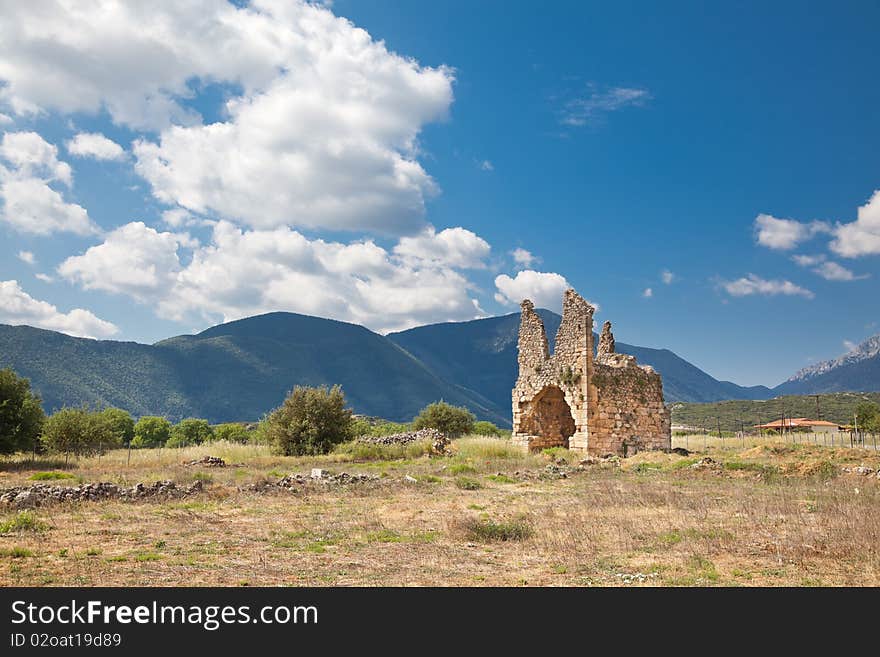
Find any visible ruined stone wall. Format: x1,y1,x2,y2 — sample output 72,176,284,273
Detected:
512,288,670,456
587,354,671,456
512,291,593,451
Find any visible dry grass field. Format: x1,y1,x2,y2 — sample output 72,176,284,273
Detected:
2,436,879,587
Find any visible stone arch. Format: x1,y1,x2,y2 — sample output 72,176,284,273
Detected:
518,385,576,450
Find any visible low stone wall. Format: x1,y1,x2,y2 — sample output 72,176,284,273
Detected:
0,480,203,508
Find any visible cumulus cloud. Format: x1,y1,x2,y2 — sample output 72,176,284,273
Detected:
17,250,35,265
791,254,825,267
59,220,490,333
0,131,96,235
58,222,195,302
643,287,653,298
0,279,117,338
754,213,831,250
720,273,814,299
66,132,126,161
494,270,571,311
830,190,880,257
812,261,867,282
1,1,454,235
393,226,490,269
661,269,675,285
560,85,650,127
35,273,54,283
511,248,538,268
790,253,867,281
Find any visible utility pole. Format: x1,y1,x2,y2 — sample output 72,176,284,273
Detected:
815,395,821,420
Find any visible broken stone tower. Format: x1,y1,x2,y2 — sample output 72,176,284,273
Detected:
511,288,671,456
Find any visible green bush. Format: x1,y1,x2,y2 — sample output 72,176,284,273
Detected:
211,423,251,443
167,418,213,448
412,401,475,438
458,516,533,542
0,368,45,455
131,416,172,449
41,407,114,457
99,407,134,447
472,421,506,437
266,385,354,456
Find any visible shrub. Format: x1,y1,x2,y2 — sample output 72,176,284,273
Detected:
412,401,475,438
167,418,214,448
100,407,134,447
472,421,506,437
0,511,47,534
266,385,354,456
29,471,76,481
131,416,172,449
456,516,533,542
210,423,251,443
0,368,45,455
41,407,114,457
455,476,483,490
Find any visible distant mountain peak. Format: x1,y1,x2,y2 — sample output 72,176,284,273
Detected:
788,334,880,382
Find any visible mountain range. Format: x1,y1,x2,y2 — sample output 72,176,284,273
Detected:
0,310,877,426
774,333,880,396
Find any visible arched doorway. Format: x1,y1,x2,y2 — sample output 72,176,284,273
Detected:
519,385,576,450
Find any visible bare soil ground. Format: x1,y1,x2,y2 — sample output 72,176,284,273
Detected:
1,437,879,586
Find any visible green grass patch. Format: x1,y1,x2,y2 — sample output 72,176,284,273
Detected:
541,447,570,460
455,437,524,460
459,516,533,542
632,462,663,473
487,474,516,484
448,463,477,475
0,511,48,534
191,472,213,482
366,529,402,543
455,476,483,490
28,471,76,481
133,552,163,562
0,546,34,558
334,440,432,462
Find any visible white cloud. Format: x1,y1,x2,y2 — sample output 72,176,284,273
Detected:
58,222,195,301
642,287,653,298
790,253,867,281
66,132,125,161
17,250,35,265
479,160,494,171
661,269,675,284
1,1,454,235
561,85,650,127
0,113,12,125
812,261,867,282
511,247,538,268
720,273,814,299
843,339,857,352
59,220,490,334
35,273,54,283
0,279,117,338
754,213,830,250
494,270,571,311
0,131,97,235
0,131,71,184
830,190,880,257
393,226,490,269
791,254,825,267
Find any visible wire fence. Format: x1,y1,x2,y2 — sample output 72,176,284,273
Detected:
672,431,880,452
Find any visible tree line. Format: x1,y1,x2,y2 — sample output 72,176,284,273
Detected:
0,367,505,458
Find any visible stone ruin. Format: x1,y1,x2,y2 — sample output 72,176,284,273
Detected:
511,288,671,456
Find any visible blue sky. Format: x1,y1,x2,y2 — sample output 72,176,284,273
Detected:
1,1,878,387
